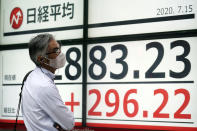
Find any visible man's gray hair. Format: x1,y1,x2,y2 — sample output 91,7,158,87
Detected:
28,33,54,66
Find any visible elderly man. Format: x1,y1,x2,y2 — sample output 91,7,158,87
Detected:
21,33,74,131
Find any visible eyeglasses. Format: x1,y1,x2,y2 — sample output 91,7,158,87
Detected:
46,48,61,55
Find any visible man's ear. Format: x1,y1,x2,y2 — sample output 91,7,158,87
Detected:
37,56,49,64
37,56,42,63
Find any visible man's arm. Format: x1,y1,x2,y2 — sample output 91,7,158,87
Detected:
38,83,74,130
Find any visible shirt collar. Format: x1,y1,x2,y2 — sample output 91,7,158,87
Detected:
39,67,55,80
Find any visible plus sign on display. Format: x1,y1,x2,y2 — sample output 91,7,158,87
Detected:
65,92,80,112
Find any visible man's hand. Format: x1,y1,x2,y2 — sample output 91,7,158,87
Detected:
53,122,67,131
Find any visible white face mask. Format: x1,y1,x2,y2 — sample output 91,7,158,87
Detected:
48,52,66,69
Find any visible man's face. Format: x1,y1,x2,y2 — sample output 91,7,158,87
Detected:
46,39,61,59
